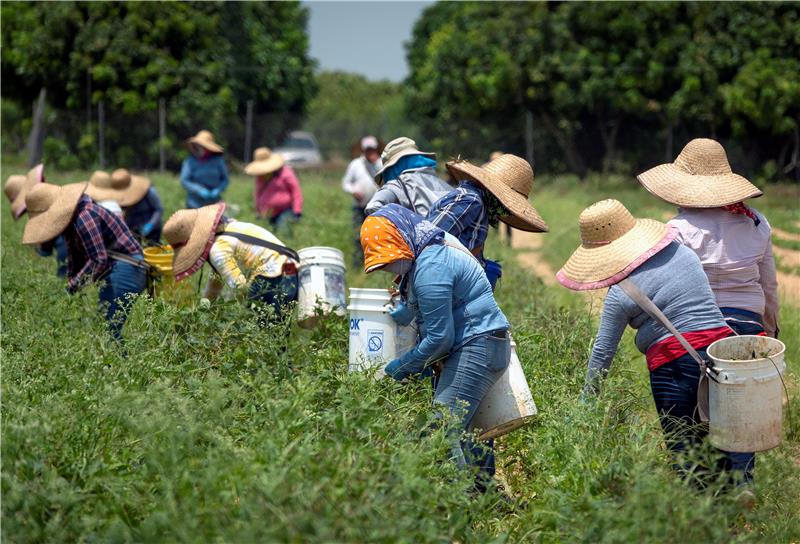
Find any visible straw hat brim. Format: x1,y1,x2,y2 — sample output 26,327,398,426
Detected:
85,175,151,207
12,164,44,219
446,161,548,232
22,183,88,245
187,136,224,154
637,164,763,208
374,149,436,184
173,203,226,281
244,154,284,176
556,220,677,291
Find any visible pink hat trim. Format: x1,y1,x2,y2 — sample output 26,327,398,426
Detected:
555,226,678,291
12,163,44,218
175,203,226,282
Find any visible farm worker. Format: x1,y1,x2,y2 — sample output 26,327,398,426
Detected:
5,164,68,276
555,199,754,486
245,147,303,231
22,182,146,341
637,138,780,485
362,203,511,492
163,203,299,320
365,137,452,217
181,130,229,209
86,169,164,244
429,153,548,288
342,135,382,267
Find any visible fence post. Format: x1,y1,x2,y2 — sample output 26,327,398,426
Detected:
159,98,167,171
525,109,535,166
244,100,254,163
98,100,106,168
26,87,47,167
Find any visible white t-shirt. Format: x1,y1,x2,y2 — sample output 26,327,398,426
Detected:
342,156,381,207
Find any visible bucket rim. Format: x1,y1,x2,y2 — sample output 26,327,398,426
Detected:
707,335,786,364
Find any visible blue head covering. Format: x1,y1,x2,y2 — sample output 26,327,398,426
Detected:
372,203,444,259
382,154,438,184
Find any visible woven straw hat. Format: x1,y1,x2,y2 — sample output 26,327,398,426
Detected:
6,164,44,219
244,147,285,176
374,137,436,185
187,130,224,153
446,154,548,232
163,203,226,281
22,182,88,245
556,199,677,291
85,168,151,207
637,138,762,207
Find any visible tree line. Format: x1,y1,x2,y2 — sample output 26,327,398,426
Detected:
405,2,800,181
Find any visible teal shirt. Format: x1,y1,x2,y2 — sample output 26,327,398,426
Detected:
180,155,229,208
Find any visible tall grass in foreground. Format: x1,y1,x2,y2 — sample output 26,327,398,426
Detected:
2,165,799,542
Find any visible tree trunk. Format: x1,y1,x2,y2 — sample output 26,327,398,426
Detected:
598,118,620,174
665,121,674,161
539,112,586,176
26,88,47,167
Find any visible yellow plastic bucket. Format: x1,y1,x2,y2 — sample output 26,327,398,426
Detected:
144,245,174,272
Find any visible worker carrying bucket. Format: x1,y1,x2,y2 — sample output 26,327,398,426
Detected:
360,203,512,493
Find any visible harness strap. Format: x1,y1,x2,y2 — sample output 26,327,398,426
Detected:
218,231,300,262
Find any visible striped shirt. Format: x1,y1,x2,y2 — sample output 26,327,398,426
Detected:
64,196,142,292
427,181,488,253
204,221,292,299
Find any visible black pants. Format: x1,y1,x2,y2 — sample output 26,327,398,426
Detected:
352,205,368,268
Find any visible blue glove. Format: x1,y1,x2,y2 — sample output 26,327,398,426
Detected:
141,222,154,236
211,188,222,199
389,301,414,326
198,187,214,200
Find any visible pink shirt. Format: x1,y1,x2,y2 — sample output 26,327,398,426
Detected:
254,166,303,219
669,207,779,336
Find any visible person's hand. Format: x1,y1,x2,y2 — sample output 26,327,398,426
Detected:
198,187,214,200
389,301,414,325
141,222,154,237
293,212,302,221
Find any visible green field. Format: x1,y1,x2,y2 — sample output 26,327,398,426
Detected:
2,160,799,542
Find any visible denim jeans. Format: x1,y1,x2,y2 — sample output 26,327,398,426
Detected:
248,274,299,325
433,331,511,487
650,349,753,485
269,209,298,234
37,236,68,277
98,259,147,341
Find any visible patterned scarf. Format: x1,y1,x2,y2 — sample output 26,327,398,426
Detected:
485,191,510,228
723,202,760,226
361,216,415,272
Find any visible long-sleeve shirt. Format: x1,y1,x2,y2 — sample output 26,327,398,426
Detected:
365,167,452,216
586,242,727,388
254,166,303,219
668,207,779,336
63,196,142,292
342,156,381,207
180,154,229,209
427,181,488,253
204,220,292,300
124,187,163,235
384,239,509,380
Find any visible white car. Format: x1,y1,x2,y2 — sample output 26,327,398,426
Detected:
275,131,323,168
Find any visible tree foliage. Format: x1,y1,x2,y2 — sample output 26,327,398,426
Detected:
406,2,800,180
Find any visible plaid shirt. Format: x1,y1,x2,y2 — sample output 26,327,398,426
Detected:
427,181,488,253
64,196,142,292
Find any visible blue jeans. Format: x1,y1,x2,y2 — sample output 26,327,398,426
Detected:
248,274,299,325
269,209,298,233
433,331,510,488
98,259,147,341
37,236,68,277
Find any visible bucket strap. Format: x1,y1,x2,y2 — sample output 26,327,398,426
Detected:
218,231,300,262
109,250,150,271
618,278,713,421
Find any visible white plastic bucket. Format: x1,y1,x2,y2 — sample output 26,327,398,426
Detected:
297,247,347,328
470,336,538,440
706,335,786,452
348,288,418,378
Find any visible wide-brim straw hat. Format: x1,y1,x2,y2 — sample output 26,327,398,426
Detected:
637,138,762,207
374,137,435,185
8,164,44,219
22,182,88,245
85,168,151,207
186,130,224,154
446,154,548,232
245,147,284,176
163,203,226,281
556,199,677,291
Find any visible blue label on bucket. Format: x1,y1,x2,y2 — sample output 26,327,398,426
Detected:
367,330,384,355
350,318,363,331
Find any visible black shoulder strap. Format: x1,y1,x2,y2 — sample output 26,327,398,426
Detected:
218,231,300,261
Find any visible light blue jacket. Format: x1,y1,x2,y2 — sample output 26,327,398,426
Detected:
385,239,510,380
180,155,229,209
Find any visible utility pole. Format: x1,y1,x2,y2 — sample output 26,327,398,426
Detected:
159,98,167,171
98,101,105,168
525,109,535,166
244,100,254,163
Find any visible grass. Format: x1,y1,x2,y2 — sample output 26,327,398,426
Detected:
2,160,799,542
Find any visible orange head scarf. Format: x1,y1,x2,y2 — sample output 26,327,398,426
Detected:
361,215,414,272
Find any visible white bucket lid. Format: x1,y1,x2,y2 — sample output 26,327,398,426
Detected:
298,246,346,269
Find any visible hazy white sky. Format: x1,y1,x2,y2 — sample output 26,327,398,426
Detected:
305,1,435,82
